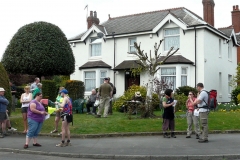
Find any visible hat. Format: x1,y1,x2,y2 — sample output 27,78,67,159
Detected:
135,91,141,97
0,88,5,92
104,77,109,80
60,89,68,94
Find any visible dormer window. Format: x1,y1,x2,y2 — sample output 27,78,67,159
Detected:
90,38,102,56
164,28,180,51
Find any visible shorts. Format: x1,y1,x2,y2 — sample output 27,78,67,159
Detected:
61,114,73,123
21,107,28,113
0,112,7,122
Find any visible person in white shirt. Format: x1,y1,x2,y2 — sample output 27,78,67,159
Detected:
193,83,209,143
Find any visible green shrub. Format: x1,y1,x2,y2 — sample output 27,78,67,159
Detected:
0,62,12,114
174,93,188,112
113,85,160,111
15,86,25,99
52,75,70,89
42,80,57,101
231,86,240,105
175,86,198,96
65,80,85,101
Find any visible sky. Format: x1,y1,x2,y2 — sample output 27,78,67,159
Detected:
0,0,238,60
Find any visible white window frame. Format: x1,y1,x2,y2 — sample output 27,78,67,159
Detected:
90,38,102,57
100,70,107,85
84,71,96,91
164,28,180,51
160,67,176,90
181,68,187,86
129,38,137,53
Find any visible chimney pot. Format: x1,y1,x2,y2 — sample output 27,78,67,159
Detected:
237,5,239,10
94,11,97,18
90,11,93,17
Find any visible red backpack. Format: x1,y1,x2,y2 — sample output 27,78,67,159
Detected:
202,90,217,110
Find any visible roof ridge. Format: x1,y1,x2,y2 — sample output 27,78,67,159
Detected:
110,7,184,20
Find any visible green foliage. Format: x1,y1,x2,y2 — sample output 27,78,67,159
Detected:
1,21,75,76
15,86,25,99
175,86,198,96
0,63,12,114
174,93,188,112
52,75,70,89
231,86,240,105
235,63,240,85
113,85,160,112
42,80,57,101
65,80,85,101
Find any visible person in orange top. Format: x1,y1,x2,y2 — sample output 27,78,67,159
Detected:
186,91,200,139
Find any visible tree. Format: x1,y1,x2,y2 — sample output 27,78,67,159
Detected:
1,21,75,77
0,63,12,115
128,40,179,117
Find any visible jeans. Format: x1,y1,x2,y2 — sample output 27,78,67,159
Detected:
26,118,43,138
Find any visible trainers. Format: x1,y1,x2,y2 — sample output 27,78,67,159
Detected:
50,130,58,134
198,139,208,143
171,133,176,138
186,135,191,138
56,143,66,147
8,127,17,132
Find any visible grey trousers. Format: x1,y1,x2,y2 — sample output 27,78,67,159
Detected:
199,112,209,140
186,112,200,136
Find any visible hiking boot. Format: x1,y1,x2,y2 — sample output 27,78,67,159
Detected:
171,133,176,138
66,142,72,146
186,135,191,138
56,143,66,147
196,134,200,139
163,133,170,138
198,139,208,143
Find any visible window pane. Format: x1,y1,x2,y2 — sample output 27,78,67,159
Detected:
100,72,106,78
85,79,96,91
91,43,101,56
164,36,180,51
161,68,176,75
100,71,106,84
165,28,180,36
85,72,96,78
130,46,136,52
161,76,176,90
130,38,136,45
182,68,187,74
181,76,187,86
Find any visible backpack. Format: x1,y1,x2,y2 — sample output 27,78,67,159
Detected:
202,90,217,110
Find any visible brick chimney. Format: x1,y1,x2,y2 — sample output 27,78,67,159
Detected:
202,0,215,26
232,5,240,33
87,11,100,29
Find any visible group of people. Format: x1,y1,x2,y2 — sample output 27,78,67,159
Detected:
0,77,73,149
86,77,116,118
162,82,209,143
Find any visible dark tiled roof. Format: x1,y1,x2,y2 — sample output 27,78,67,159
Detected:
79,61,111,69
158,55,194,64
218,28,233,37
69,7,205,40
114,60,142,70
68,32,86,41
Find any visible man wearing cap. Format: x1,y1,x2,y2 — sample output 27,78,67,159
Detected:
96,78,112,118
0,87,9,138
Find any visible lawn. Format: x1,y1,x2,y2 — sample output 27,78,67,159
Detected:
9,108,240,134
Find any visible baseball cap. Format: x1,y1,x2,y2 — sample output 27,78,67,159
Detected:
60,89,68,94
0,88,5,92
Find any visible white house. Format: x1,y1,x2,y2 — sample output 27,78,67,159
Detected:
68,0,240,102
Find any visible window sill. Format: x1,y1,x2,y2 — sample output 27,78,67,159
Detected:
89,56,102,61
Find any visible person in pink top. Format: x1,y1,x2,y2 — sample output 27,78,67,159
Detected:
186,91,200,139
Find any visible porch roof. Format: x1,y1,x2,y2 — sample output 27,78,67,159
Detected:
79,60,111,70
158,55,194,64
113,60,142,70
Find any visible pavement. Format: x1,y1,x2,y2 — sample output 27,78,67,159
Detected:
0,133,240,160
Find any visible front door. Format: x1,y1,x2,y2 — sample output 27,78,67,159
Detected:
125,71,140,90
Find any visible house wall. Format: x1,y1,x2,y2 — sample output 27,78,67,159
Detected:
203,29,237,102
